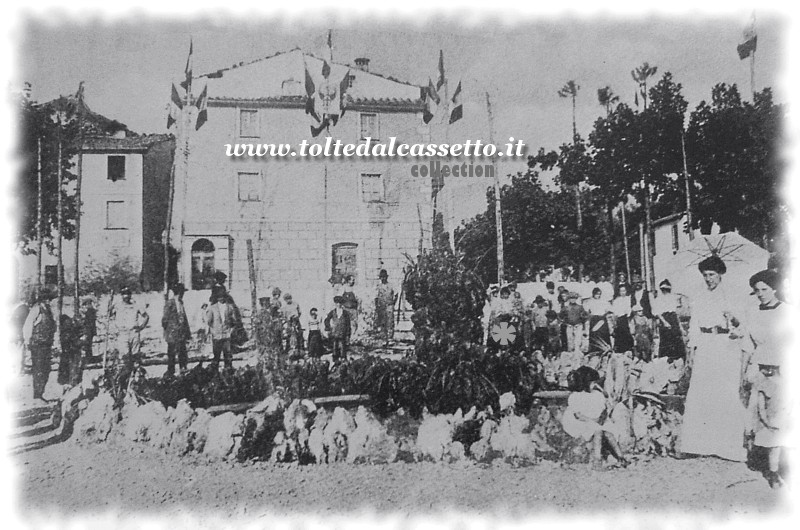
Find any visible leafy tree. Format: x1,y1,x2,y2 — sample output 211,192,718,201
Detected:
15,86,81,254
403,247,485,346
686,85,785,246
455,158,609,284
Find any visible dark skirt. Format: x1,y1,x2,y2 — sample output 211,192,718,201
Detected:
658,311,686,360
307,330,324,358
614,315,634,353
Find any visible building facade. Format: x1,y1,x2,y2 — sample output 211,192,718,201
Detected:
174,49,434,313
16,98,173,295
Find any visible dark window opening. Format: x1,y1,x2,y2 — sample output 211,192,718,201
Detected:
191,238,216,290
108,155,126,182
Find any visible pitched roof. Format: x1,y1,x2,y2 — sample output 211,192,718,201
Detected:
197,48,423,108
42,95,130,137
81,133,174,152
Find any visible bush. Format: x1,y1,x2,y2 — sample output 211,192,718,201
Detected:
80,254,141,295
403,248,485,352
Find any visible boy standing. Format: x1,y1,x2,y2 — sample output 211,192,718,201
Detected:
559,292,588,354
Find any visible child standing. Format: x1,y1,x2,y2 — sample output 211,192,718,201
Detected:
563,366,628,470
630,304,653,361
545,309,562,357
307,307,324,359
752,350,789,488
531,296,549,352
559,292,588,354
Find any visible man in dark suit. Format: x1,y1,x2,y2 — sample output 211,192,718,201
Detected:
162,283,191,375
324,296,351,362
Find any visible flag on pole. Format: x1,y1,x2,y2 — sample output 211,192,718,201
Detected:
305,63,320,123
311,116,330,138
195,84,208,130
435,50,445,92
181,38,193,92
339,70,350,118
449,80,463,124
171,83,184,110
737,16,757,60
167,83,182,129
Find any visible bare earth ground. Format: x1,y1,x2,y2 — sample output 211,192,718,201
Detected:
6,352,796,526
12,436,792,523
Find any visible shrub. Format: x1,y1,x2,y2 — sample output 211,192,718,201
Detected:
80,254,141,295
403,248,485,352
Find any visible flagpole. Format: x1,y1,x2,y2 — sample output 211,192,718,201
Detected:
486,92,503,285
180,41,193,287
681,132,694,241
73,82,85,319
750,48,756,101
36,137,43,290
620,200,631,282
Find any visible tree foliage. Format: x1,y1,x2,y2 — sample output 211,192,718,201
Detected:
686,85,785,244
402,247,485,345
15,86,82,253
457,70,786,284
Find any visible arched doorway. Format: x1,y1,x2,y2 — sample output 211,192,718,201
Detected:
191,238,216,290
332,242,358,281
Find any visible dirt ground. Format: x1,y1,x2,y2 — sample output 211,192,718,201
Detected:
11,435,793,527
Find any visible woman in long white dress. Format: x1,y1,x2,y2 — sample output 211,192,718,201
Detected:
679,256,747,461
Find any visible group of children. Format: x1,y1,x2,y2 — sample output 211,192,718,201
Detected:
483,281,660,360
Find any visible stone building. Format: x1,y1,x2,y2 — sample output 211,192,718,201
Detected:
173,48,435,314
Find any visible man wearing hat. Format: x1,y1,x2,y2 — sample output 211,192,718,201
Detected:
206,285,237,369
162,283,191,375
79,297,98,363
530,295,550,351
374,269,397,347
652,279,685,360
22,289,56,401
110,286,149,365
559,291,588,354
630,273,652,318
324,296,351,362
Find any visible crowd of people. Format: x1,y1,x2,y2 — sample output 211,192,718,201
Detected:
482,259,792,485
481,273,686,362
11,257,791,486
12,268,400,402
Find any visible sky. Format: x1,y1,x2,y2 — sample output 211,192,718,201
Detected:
13,5,789,166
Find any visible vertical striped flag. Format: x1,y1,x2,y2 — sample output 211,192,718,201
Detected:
195,84,208,130
449,80,463,124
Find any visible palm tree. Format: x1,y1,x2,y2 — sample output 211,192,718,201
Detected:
597,86,619,117
558,80,580,141
631,62,657,110
630,62,658,289
559,80,583,280
596,86,620,282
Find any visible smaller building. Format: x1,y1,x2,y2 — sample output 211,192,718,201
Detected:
15,97,173,295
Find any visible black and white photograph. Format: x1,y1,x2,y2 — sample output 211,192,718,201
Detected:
3,1,799,527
